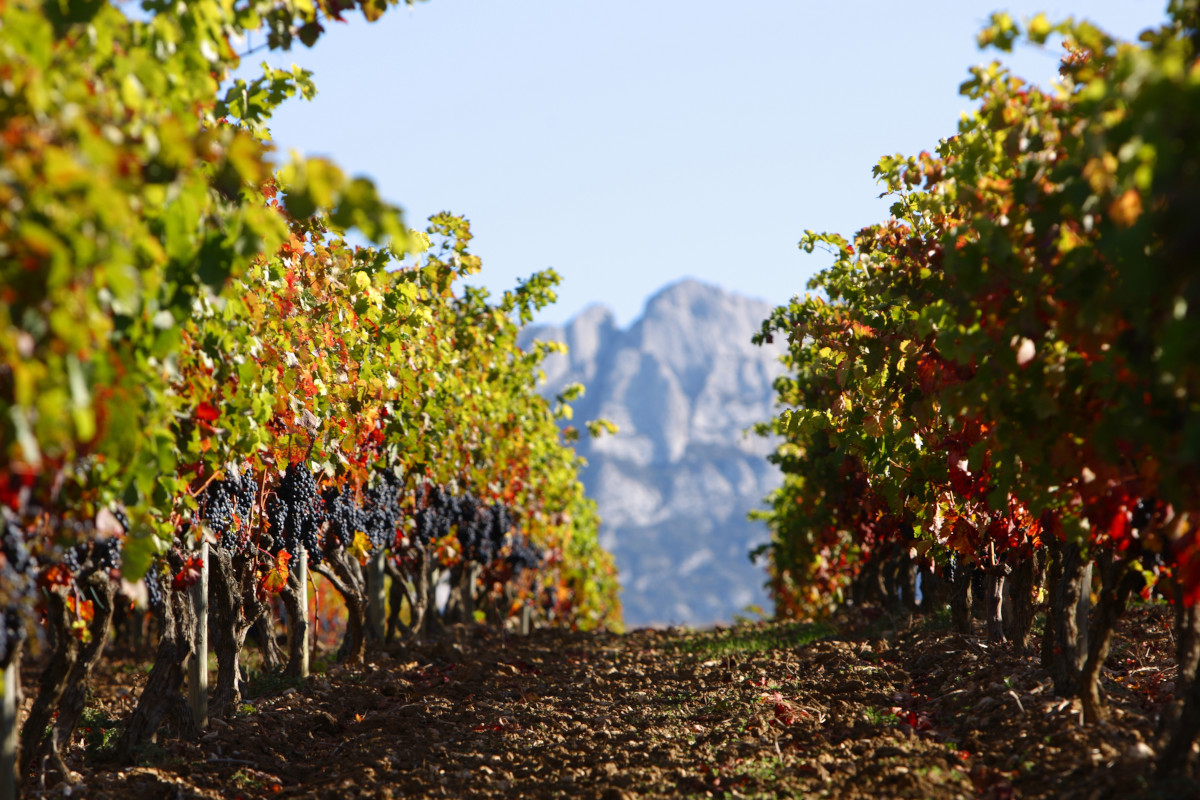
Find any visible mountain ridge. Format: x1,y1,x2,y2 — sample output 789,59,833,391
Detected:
520,279,786,627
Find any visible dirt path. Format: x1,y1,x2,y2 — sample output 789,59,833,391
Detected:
28,606,1196,799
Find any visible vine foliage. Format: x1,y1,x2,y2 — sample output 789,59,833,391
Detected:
755,6,1200,773
0,0,618,787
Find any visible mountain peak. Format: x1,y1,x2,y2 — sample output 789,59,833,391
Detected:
571,302,617,328
641,278,735,319
521,281,785,627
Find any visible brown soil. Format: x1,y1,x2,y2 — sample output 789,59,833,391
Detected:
18,603,1198,799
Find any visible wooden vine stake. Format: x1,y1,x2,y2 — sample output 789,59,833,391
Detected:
1,659,17,800
297,547,310,678
189,539,209,730
1077,561,1093,656
366,548,387,641
520,603,533,637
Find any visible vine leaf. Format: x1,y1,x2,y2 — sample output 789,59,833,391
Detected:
258,550,293,597
172,556,205,591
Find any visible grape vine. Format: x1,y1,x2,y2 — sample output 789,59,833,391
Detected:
0,0,619,788
756,6,1200,773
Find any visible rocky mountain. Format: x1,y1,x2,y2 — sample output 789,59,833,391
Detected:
519,279,787,628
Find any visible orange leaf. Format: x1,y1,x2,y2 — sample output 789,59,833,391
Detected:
39,564,73,589
67,595,95,623
1109,188,1143,228
258,550,292,597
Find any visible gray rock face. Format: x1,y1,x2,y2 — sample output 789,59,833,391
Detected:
520,279,786,627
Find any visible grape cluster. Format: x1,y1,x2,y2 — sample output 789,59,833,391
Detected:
2,518,33,577
272,463,326,562
203,479,236,549
93,537,123,571
506,538,542,575
455,494,484,559
49,507,126,578
323,484,366,550
455,495,513,565
0,518,34,665
203,468,258,553
264,492,288,555
144,564,164,609
234,471,255,525
363,470,403,550
61,543,85,573
412,484,527,571
0,608,25,667
413,484,454,547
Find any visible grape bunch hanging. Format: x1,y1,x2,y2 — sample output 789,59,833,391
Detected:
267,463,327,562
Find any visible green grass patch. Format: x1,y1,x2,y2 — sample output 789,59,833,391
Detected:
735,755,784,782
863,706,900,726
673,620,836,659
79,707,122,761
232,768,270,790
914,764,968,781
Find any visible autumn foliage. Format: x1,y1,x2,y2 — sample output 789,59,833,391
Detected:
756,7,1200,774
0,0,618,787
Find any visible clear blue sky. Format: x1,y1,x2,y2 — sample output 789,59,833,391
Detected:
247,0,1168,326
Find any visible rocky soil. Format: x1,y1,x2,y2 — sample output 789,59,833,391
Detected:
19,603,1197,799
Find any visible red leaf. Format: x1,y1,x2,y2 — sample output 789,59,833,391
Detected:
1108,506,1131,543
472,718,521,733
1176,535,1200,606
195,402,220,423
172,556,205,591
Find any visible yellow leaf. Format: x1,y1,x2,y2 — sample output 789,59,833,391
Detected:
349,530,372,564
1028,13,1052,43
1082,154,1118,194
